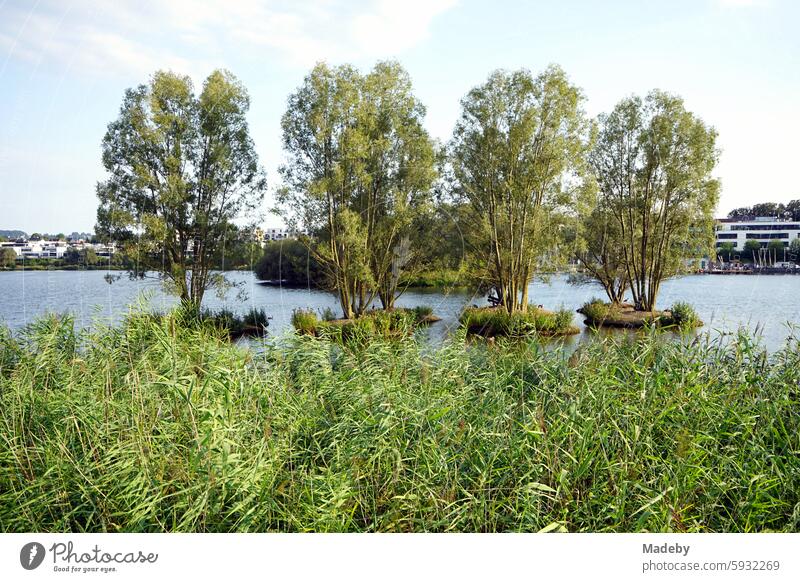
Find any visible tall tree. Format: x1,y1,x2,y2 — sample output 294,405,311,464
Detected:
450,66,590,313
96,70,265,308
277,61,436,318
590,91,719,312
362,62,437,309
717,241,735,262
744,239,761,262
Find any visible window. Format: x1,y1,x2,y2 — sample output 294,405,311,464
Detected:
731,224,800,231
716,233,737,239
746,233,788,239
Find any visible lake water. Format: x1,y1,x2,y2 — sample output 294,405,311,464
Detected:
0,270,798,351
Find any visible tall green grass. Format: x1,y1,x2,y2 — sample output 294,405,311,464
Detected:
0,311,798,532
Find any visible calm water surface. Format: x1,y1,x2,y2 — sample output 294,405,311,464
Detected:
0,270,798,351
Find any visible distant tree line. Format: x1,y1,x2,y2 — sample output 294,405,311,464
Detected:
727,201,800,221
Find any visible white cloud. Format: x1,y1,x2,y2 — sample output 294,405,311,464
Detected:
0,0,459,77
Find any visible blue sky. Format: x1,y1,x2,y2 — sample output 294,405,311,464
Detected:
1,0,798,233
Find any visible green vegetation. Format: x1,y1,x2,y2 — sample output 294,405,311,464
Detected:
254,239,326,287
582,91,719,312
579,299,702,330
277,61,437,317
578,298,611,324
717,242,735,261
96,69,266,307
0,248,16,268
665,302,701,329
744,240,761,262
163,304,270,339
291,307,434,344
460,305,578,338
728,200,800,222
399,269,469,288
1,311,798,532
450,66,590,313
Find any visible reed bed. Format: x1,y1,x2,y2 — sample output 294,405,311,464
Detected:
1,310,798,532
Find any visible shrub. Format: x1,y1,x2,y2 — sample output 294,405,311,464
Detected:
253,239,325,286
411,305,433,321
667,302,701,328
291,309,319,335
580,298,610,323
553,308,574,332
243,307,270,329
460,306,576,337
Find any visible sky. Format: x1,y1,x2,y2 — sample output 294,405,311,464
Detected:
0,0,798,234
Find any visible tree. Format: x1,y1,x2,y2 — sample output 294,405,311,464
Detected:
254,239,326,286
96,70,265,308
361,62,438,309
785,199,800,221
0,248,17,268
590,91,719,312
450,66,590,313
717,241,735,262
767,239,785,264
743,239,761,262
751,203,783,218
727,207,752,220
789,237,800,259
84,247,99,266
277,61,436,317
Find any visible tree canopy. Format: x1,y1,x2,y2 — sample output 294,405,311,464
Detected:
96,69,266,307
587,91,719,311
277,61,436,317
449,65,591,313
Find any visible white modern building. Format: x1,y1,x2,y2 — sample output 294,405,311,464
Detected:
262,228,295,242
0,240,68,259
0,239,115,260
715,216,800,251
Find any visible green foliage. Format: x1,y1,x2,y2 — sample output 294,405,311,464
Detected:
579,298,611,323
291,309,319,335
96,69,266,307
790,238,800,259
728,200,800,222
254,239,325,286
767,239,786,257
2,312,798,532
411,305,433,320
717,242,735,261
0,247,17,268
243,307,270,329
744,240,761,261
277,61,437,316
460,305,577,338
589,91,719,311
291,307,428,345
666,302,701,329
450,66,591,312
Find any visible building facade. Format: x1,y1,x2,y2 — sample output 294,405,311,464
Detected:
715,217,800,251
0,239,115,260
